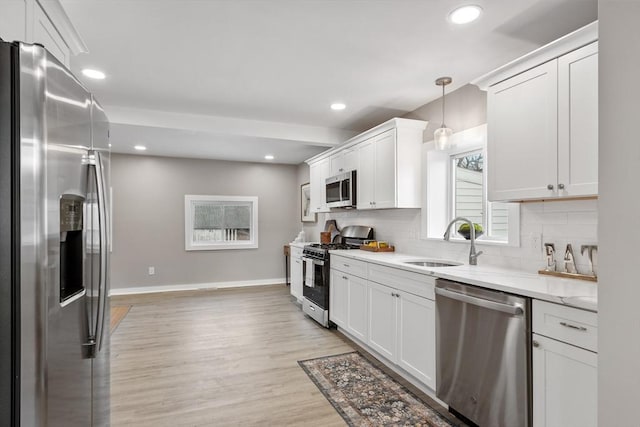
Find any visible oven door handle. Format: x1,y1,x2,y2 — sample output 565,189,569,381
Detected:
435,287,524,315
302,256,325,266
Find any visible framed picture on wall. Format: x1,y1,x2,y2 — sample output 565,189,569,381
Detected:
301,183,316,223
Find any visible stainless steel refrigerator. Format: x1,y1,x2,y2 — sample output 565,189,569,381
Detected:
0,41,111,426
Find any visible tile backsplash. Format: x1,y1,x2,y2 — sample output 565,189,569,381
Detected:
302,199,598,274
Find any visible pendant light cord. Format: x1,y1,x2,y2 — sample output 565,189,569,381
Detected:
441,83,446,128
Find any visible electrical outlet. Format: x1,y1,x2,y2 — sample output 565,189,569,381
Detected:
148,266,155,275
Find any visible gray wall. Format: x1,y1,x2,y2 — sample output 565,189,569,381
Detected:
598,1,640,423
110,154,300,289
404,84,487,139
296,84,488,243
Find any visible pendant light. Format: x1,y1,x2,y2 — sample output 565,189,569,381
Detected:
434,77,453,150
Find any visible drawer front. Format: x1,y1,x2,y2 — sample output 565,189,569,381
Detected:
533,300,597,352
368,263,435,300
290,246,303,259
331,255,368,278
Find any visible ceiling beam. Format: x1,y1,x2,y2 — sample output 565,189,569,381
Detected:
104,105,357,147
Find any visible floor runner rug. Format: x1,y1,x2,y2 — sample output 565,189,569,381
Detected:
299,351,456,426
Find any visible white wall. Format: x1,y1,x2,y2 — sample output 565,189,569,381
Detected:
313,199,597,273
598,1,640,424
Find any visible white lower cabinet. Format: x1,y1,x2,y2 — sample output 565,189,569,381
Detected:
366,280,436,389
329,269,348,327
329,259,437,391
367,281,398,361
532,300,598,427
346,275,368,342
330,268,368,342
397,291,436,388
532,334,597,427
289,247,303,302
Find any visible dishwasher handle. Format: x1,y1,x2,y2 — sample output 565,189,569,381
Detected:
435,287,524,315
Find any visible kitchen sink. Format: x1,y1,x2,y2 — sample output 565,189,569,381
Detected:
403,260,462,268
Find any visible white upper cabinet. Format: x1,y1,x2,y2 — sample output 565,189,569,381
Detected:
0,0,87,68
475,23,598,202
357,139,376,209
306,118,427,212
487,43,598,201
33,4,70,66
488,61,559,201
358,129,397,209
330,148,357,176
558,42,599,197
309,157,330,213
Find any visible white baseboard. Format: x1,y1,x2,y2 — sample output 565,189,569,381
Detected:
110,277,286,296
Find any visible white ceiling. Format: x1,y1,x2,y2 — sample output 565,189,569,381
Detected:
60,0,597,164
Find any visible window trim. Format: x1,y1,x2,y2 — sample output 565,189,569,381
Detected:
184,195,259,251
421,124,520,247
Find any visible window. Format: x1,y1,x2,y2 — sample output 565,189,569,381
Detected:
185,195,258,250
451,150,511,240
422,124,519,246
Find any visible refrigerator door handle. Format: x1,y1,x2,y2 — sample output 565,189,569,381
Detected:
90,151,109,353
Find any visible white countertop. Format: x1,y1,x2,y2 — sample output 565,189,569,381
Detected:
329,249,598,312
288,241,311,249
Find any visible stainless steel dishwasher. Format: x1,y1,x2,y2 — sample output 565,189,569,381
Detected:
435,279,531,427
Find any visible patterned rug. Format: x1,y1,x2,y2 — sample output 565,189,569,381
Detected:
298,351,454,427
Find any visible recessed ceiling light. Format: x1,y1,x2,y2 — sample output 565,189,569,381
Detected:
330,103,346,111
134,145,147,151
82,68,106,80
449,5,482,24
264,155,274,160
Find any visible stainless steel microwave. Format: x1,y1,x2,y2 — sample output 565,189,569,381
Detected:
325,170,357,209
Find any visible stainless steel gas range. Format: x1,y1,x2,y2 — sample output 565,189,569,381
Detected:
301,226,373,327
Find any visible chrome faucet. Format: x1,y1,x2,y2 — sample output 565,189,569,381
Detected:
563,244,577,274
443,217,483,265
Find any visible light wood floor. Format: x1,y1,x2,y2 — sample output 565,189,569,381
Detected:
110,305,131,334
110,285,355,426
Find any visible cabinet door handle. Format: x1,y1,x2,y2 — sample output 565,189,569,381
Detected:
343,264,350,267
559,321,587,332
558,183,565,190
547,184,554,190
533,340,540,348
391,292,396,297
342,276,348,280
